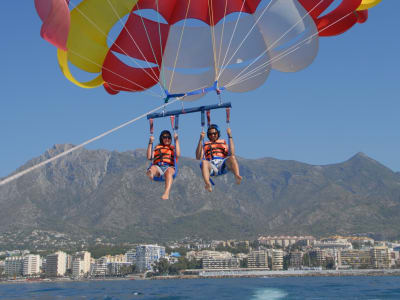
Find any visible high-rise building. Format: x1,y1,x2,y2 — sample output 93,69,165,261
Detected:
125,250,136,265
271,250,283,270
5,256,24,277
23,255,41,276
135,245,165,272
337,250,371,269
91,257,108,277
73,251,91,276
247,250,268,269
46,251,67,277
370,246,390,269
289,251,303,269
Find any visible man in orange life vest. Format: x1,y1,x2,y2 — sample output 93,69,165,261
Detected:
196,124,242,192
147,130,180,200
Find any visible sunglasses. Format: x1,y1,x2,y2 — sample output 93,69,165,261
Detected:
208,131,218,136
162,135,172,139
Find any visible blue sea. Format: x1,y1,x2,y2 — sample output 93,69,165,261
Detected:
1,276,400,300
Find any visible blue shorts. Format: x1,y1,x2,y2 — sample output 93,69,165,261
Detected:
208,158,228,176
149,164,175,177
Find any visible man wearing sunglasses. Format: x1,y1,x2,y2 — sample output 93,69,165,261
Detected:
196,124,242,192
147,130,180,200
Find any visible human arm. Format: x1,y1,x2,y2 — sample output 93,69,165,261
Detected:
227,128,235,156
195,131,205,160
146,136,154,160
174,133,181,159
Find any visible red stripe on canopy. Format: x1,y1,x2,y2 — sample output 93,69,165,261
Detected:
102,52,160,92
298,0,362,36
110,13,170,64
133,0,262,25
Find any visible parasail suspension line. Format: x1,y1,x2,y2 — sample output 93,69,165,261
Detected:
0,99,180,187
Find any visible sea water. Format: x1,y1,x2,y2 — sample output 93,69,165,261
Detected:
1,276,400,299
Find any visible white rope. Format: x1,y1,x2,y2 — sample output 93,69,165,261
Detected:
226,9,353,87
216,0,275,81
168,0,192,92
69,0,162,92
134,2,163,73
156,0,167,87
69,49,163,98
217,0,246,80
105,0,164,93
223,0,324,87
0,99,181,187
216,0,229,72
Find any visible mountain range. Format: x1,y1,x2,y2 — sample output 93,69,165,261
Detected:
1,144,400,243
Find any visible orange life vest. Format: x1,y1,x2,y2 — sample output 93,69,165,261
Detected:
153,144,175,166
204,139,228,160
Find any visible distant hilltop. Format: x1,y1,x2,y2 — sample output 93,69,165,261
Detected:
1,145,400,246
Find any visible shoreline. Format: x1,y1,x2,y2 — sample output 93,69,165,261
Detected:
1,269,400,284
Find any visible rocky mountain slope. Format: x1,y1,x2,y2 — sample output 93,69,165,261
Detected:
1,144,400,242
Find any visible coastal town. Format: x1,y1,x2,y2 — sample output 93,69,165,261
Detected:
1,234,400,281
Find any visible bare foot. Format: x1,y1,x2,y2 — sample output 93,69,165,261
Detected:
161,193,169,200
146,170,153,181
205,182,213,192
235,175,242,185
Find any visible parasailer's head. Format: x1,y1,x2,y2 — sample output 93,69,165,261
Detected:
159,130,172,145
207,124,220,141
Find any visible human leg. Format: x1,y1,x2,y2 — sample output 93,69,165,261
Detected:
201,160,213,192
226,156,242,184
161,167,175,200
147,165,161,180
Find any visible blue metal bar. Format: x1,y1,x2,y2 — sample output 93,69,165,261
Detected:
147,102,232,120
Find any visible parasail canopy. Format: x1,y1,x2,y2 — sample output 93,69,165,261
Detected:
35,0,383,98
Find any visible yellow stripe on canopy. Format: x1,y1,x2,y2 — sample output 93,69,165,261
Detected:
357,0,382,10
58,0,138,88
57,49,104,88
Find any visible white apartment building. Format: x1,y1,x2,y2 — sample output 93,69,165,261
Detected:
248,250,268,269
72,251,91,278
270,250,283,270
23,255,41,276
72,259,84,278
46,251,67,277
135,245,165,272
370,246,390,269
5,256,24,276
125,250,136,264
91,257,108,277
259,236,315,247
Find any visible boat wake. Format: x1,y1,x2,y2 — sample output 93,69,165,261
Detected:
251,288,288,300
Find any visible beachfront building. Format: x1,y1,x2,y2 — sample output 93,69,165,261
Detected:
46,251,67,277
23,254,41,276
202,257,240,269
370,246,390,269
289,251,303,269
108,262,132,276
309,249,327,267
5,256,24,277
125,249,136,265
91,257,108,277
72,251,91,278
270,250,283,270
258,236,316,248
247,250,268,269
337,250,371,269
314,240,352,252
135,245,165,272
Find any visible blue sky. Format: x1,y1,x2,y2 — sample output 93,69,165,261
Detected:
0,1,399,178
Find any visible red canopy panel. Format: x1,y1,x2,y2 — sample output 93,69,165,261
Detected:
298,0,362,36
133,0,262,25
110,13,170,64
102,52,160,92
